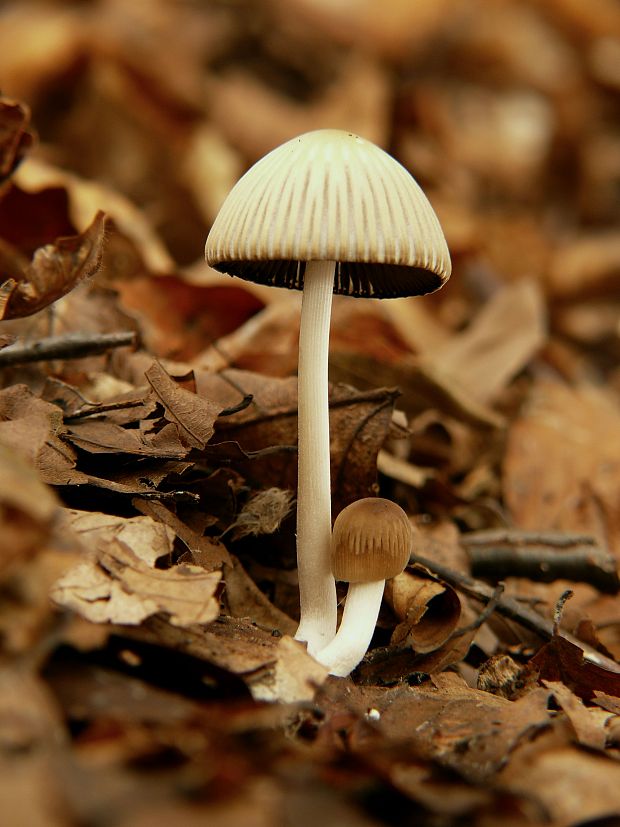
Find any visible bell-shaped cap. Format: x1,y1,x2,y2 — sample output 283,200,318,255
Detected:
205,129,451,298
331,498,413,583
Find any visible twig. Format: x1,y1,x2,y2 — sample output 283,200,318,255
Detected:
463,529,619,594
409,552,620,673
0,331,137,366
445,582,505,643
553,589,574,636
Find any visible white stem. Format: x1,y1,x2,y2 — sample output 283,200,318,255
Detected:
294,260,338,655
315,580,385,677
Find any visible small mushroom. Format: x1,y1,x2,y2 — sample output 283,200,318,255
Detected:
205,129,450,655
316,497,413,677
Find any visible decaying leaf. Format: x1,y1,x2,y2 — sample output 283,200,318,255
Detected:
0,384,86,485
61,509,175,567
0,443,58,577
0,97,33,186
51,539,221,627
0,211,107,319
503,378,620,554
145,360,223,450
386,569,462,654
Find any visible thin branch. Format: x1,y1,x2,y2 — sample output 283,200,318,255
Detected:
463,529,619,594
0,331,137,366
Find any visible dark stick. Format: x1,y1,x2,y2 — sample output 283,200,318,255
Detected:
409,552,620,673
0,331,137,366
463,529,619,594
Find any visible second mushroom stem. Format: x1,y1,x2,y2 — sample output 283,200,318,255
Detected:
315,580,386,677
294,259,338,655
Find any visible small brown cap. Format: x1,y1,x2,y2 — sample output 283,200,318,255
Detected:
331,498,413,583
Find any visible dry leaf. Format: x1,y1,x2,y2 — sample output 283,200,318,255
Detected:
0,211,107,319
61,509,175,568
386,570,462,654
0,384,85,486
52,539,221,627
0,97,33,186
247,635,328,703
145,361,223,450
0,444,58,577
427,280,546,404
503,378,620,554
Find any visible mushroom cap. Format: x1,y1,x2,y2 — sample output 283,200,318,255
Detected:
205,129,451,299
331,498,413,583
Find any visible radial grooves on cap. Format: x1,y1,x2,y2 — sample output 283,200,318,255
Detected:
331,498,413,583
205,130,451,299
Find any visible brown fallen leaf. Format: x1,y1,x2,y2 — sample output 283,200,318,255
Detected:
498,730,620,825
0,384,86,486
197,368,398,510
246,635,328,703
427,279,546,405
503,377,620,555
0,211,107,320
222,555,297,636
61,509,175,568
134,499,230,570
14,158,174,274
0,97,33,187
544,680,610,751
122,615,326,702
386,569,462,654
51,539,221,627
145,360,223,450
531,633,620,701
0,444,58,578
116,273,264,361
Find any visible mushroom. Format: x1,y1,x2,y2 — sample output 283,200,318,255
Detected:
316,497,413,677
205,129,450,655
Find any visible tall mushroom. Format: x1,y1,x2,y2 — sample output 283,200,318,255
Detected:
205,129,450,655
316,497,413,677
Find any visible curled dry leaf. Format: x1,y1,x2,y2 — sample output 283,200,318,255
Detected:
0,211,107,320
14,159,174,274
531,633,620,701
386,570,462,654
51,539,221,627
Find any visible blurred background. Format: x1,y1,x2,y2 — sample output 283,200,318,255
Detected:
1,0,620,370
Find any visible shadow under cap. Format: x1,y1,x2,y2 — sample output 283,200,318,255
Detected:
205,129,451,299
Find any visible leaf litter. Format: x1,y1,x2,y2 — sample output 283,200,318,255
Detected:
1,1,620,824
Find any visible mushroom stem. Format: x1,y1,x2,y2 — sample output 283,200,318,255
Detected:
294,260,338,655
315,580,385,677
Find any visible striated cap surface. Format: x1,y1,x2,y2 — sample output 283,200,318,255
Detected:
205,129,450,298
331,497,413,582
